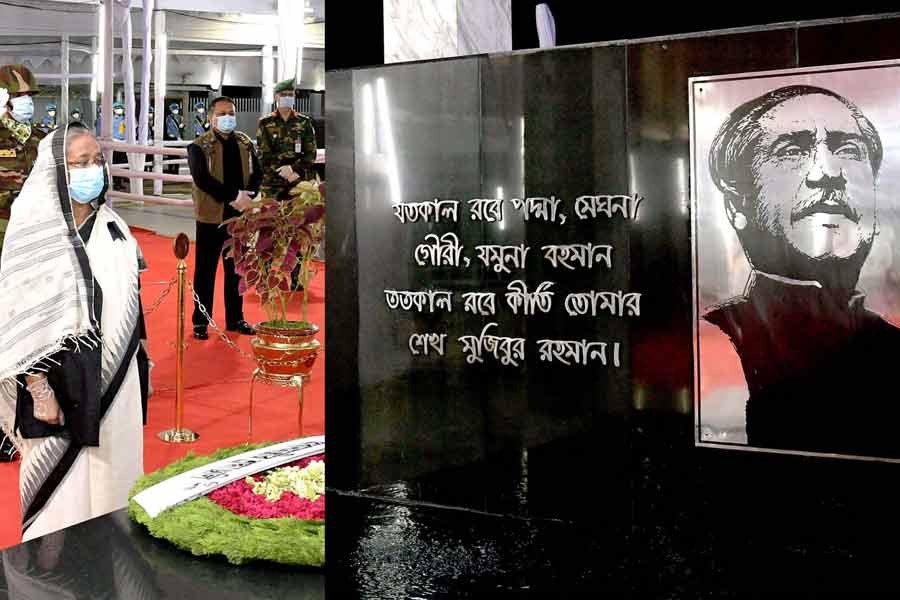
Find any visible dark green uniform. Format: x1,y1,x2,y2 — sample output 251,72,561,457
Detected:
0,113,45,255
256,110,317,197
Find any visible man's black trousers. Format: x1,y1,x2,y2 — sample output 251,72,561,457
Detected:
192,222,244,330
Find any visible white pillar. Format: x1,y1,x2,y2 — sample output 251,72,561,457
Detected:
384,0,511,63
118,1,143,196
152,9,166,196
262,44,273,118
60,35,70,124
101,0,114,145
217,58,227,94
139,0,154,147
91,36,98,133
277,0,303,81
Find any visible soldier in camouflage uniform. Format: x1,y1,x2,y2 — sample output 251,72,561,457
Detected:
0,64,45,263
256,78,317,199
0,64,44,461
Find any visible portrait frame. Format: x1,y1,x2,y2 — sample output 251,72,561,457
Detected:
690,58,900,463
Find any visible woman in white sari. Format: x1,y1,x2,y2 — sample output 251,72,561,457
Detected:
0,123,150,542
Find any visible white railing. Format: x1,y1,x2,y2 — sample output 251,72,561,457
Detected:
100,139,193,206
107,167,192,183
106,191,193,207
98,140,326,207
101,141,187,157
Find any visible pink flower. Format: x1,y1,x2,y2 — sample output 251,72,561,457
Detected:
206,454,326,521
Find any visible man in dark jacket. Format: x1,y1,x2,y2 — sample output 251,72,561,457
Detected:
187,96,261,340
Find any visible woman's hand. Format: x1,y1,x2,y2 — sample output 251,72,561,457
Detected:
25,375,63,426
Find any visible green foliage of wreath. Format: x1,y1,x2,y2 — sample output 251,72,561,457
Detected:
127,442,324,567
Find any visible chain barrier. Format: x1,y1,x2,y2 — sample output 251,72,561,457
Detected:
142,277,178,316
186,280,321,366
138,275,320,368
186,280,257,362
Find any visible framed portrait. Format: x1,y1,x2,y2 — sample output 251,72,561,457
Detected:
691,59,900,461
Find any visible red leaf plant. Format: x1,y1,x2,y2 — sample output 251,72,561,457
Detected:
223,179,325,327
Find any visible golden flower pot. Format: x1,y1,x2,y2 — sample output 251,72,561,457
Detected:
251,322,320,384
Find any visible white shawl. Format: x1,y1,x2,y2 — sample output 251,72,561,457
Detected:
0,131,100,381
0,127,145,537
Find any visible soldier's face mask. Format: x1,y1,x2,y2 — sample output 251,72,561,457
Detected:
68,164,105,204
10,95,34,122
277,95,295,110
48,110,56,117
114,109,124,116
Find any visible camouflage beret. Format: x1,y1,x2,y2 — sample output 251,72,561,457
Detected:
0,64,39,94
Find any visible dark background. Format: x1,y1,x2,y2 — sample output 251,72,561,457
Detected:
325,11,900,599
325,3,900,70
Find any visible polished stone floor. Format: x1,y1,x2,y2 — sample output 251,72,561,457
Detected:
116,202,196,240
0,510,323,599
328,414,900,598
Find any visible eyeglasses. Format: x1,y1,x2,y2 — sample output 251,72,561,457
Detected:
67,155,106,169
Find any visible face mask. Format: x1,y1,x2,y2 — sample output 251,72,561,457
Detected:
216,114,236,133
277,96,295,110
68,165,105,204
72,113,81,120
115,109,124,116
48,111,56,117
10,95,34,122
197,108,205,114
172,109,179,115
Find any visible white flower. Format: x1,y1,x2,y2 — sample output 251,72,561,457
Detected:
249,460,325,502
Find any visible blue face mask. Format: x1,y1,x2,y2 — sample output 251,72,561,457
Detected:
277,96,295,110
10,95,34,122
216,115,236,133
68,165,105,204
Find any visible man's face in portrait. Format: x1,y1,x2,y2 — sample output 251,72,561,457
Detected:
749,93,877,262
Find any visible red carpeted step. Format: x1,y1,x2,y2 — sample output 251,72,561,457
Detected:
0,229,325,548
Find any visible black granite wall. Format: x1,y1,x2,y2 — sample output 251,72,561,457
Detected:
326,17,900,596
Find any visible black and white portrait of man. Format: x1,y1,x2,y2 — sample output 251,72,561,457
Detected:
692,65,900,460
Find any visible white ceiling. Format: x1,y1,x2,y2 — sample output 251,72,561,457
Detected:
0,1,324,48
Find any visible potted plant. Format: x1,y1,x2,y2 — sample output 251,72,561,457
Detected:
223,179,325,381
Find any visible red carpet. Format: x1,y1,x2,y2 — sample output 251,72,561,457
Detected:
0,227,325,548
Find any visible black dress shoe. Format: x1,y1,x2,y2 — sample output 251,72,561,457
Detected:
227,320,256,336
193,327,209,340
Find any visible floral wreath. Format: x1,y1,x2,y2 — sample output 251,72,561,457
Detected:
128,442,324,567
